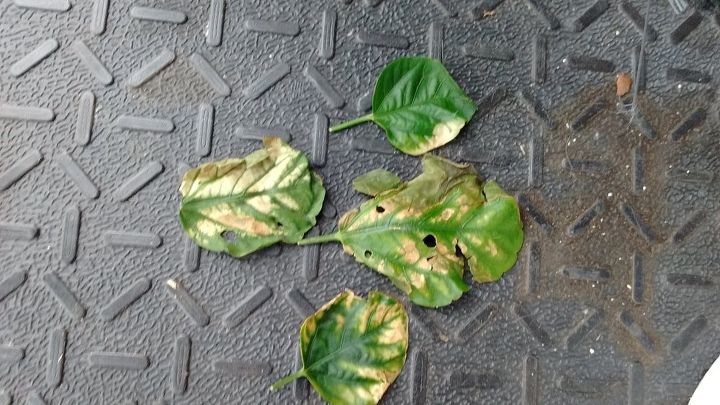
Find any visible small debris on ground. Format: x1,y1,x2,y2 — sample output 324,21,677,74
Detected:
616,73,633,97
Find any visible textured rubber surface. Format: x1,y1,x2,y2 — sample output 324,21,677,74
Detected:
1,0,719,403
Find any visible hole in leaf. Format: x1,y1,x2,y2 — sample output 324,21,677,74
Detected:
376,206,385,213
221,230,236,242
364,250,372,258
276,222,283,228
455,244,463,257
423,234,437,248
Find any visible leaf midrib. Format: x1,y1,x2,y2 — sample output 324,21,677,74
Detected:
182,152,303,208
339,217,478,240
374,75,456,120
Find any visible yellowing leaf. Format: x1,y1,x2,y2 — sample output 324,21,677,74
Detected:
271,290,408,405
300,155,524,308
329,57,477,156
178,137,325,257
352,168,402,196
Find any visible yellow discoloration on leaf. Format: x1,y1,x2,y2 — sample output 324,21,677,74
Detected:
401,119,466,156
335,155,523,307
351,367,387,398
198,163,219,179
394,206,418,220
274,290,408,405
376,261,413,294
415,258,432,271
347,364,383,381
230,172,259,194
278,165,306,188
178,137,325,258
194,218,221,237
466,235,483,248
369,302,392,326
434,242,452,258
217,213,273,236
399,239,421,263
486,240,498,256
426,255,452,274
247,163,287,192
432,119,465,144
181,160,245,197
376,319,406,345
344,57,477,155
362,208,383,223
334,313,346,332
301,317,317,340
409,272,426,290
245,195,274,214
457,240,470,257
275,193,300,210
338,209,358,230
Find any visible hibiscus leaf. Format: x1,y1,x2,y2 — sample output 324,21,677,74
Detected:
300,155,524,308
330,57,477,156
178,137,325,258
270,290,409,405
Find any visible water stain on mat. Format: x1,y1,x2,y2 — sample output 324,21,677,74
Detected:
518,83,716,364
129,56,219,105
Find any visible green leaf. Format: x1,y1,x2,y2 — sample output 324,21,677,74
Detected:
178,137,325,258
352,168,402,196
330,57,477,156
271,290,409,405
300,155,524,308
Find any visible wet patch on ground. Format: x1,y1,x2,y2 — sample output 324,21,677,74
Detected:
517,82,716,365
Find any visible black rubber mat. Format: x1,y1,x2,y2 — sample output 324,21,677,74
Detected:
1,0,719,403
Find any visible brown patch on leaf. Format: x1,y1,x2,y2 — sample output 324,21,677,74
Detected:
217,213,273,236
409,273,426,290
440,208,454,220
399,239,421,263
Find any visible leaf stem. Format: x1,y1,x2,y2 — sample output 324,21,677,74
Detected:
298,233,340,245
329,113,374,132
270,370,306,391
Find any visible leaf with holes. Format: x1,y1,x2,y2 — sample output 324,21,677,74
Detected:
270,290,408,405
330,57,477,155
300,155,524,307
178,137,325,257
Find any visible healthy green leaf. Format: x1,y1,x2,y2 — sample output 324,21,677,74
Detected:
330,57,477,156
178,137,325,258
352,168,402,196
300,155,524,308
270,290,409,405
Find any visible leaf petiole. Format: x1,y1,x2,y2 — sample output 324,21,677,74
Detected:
270,369,306,391
329,113,374,132
298,233,341,245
